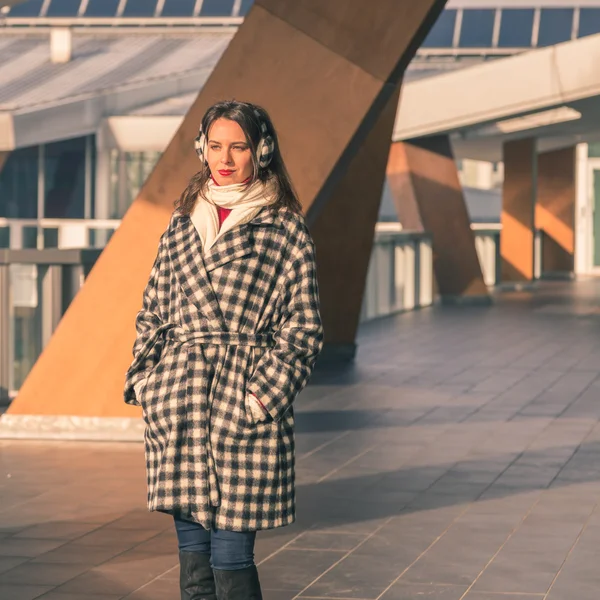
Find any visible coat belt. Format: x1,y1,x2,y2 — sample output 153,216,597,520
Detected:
165,327,275,348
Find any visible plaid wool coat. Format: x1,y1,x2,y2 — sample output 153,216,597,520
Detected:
123,205,324,531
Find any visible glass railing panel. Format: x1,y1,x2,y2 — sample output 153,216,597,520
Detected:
43,228,60,248
88,228,116,248
0,227,9,248
9,264,42,392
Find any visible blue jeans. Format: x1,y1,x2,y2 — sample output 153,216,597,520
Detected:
174,515,256,571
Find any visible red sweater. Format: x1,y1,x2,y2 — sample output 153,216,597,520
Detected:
217,206,232,228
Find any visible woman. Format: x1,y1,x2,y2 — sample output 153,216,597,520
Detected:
124,100,324,600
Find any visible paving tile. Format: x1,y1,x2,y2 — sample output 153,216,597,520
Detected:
298,550,423,598
263,591,299,600
470,547,568,594
0,557,31,575
36,593,122,600
0,540,67,559
0,584,54,600
0,562,94,586
14,523,103,541
122,575,177,599
464,595,544,600
288,531,367,552
259,549,346,593
30,543,133,565
380,582,469,599
52,568,157,596
72,527,160,547
2,281,600,598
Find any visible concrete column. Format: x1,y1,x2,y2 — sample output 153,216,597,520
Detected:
536,146,576,275
501,138,536,282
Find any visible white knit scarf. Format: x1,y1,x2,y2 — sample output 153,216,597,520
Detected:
190,177,278,252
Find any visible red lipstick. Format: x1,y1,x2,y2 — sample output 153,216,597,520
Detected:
218,169,234,176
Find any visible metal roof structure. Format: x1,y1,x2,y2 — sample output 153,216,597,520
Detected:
2,0,251,19
0,31,232,149
3,0,600,158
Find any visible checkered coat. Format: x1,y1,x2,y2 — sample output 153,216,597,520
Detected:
123,205,324,532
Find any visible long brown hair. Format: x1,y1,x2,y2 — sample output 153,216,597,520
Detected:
175,101,302,216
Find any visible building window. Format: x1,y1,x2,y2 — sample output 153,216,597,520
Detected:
109,151,162,219
7,0,44,16
421,9,457,48
0,147,39,219
121,0,159,17
44,138,86,219
239,0,254,16
160,0,197,17
200,0,235,17
459,9,495,48
498,9,535,47
537,9,574,47
83,0,120,17
44,0,83,18
579,9,600,38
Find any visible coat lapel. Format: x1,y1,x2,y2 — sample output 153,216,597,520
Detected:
168,208,282,326
202,207,281,274
169,216,227,329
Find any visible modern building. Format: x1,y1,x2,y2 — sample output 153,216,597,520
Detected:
4,0,599,249
1,0,600,408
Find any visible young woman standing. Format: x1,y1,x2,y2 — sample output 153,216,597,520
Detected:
124,101,324,599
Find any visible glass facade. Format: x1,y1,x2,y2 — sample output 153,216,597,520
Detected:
161,0,197,17
44,138,86,219
0,136,93,222
459,9,496,48
498,9,535,47
1,2,587,44
7,0,44,17
0,147,38,219
417,7,593,50
421,9,457,48
45,0,83,17
537,9,574,47
240,0,254,17
83,0,120,17
122,0,159,18
200,0,235,17
579,9,600,38
109,150,161,219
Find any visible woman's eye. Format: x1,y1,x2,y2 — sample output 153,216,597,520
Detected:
233,146,247,152
209,145,220,151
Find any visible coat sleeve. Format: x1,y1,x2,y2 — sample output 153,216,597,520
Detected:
246,236,324,422
123,226,171,406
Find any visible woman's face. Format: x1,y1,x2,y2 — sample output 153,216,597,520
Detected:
206,118,254,186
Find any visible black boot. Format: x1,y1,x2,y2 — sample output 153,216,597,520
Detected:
179,550,217,600
213,565,263,600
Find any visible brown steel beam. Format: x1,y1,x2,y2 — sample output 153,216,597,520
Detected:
387,137,489,302
312,87,401,359
501,138,536,282
536,147,576,274
8,0,447,417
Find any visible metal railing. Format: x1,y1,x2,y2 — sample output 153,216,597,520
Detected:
0,221,549,402
0,17,243,29
360,226,433,322
472,224,502,287
0,218,120,250
0,249,102,404
472,224,545,286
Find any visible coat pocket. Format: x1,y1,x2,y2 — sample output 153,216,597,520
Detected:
243,393,271,425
